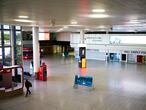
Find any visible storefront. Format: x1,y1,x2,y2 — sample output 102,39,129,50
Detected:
70,33,146,64
124,50,146,64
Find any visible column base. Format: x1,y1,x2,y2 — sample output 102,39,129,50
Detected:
35,72,39,80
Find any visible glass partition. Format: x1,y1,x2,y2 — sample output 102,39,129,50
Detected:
0,25,22,66
16,46,22,65
15,26,21,30
16,31,22,45
4,47,11,66
0,25,24,97
3,25,10,29
4,31,10,46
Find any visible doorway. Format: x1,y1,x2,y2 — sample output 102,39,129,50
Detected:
109,53,120,62
121,54,127,62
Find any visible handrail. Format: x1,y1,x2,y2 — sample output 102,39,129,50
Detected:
0,65,24,90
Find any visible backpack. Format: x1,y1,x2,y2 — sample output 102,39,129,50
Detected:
28,81,32,87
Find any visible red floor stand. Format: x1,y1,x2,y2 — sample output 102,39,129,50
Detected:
38,62,47,81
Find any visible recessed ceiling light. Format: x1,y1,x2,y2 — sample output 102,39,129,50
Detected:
71,20,78,25
18,16,29,19
14,19,34,23
92,9,105,13
88,14,109,18
128,21,140,24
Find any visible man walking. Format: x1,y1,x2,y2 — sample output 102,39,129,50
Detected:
25,79,32,97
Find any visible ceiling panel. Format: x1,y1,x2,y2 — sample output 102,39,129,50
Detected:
0,0,146,32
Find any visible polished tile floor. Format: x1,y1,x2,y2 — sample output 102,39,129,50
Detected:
0,55,146,110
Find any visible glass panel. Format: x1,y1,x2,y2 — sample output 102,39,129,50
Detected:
5,47,11,66
16,55,22,65
22,31,32,40
0,31,1,45
4,31,10,46
16,46,22,56
39,33,50,40
3,25,10,29
15,26,21,30
15,46,22,65
16,31,22,45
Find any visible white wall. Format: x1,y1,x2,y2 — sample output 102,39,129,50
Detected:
86,50,106,60
22,41,32,48
56,32,70,41
70,33,80,43
85,34,110,44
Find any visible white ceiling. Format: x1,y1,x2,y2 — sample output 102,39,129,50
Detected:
1,0,146,32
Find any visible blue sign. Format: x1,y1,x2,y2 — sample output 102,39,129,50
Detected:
74,75,93,87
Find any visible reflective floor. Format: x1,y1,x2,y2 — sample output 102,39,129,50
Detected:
1,55,146,110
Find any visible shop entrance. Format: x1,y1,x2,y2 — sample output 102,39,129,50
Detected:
109,53,120,62
121,54,127,62
137,55,144,63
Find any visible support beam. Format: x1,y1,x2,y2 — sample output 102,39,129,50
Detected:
32,27,40,78
10,26,15,66
80,30,85,44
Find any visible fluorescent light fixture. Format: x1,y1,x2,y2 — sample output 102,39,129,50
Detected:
129,21,140,24
130,19,140,22
63,26,68,28
69,24,82,27
57,28,63,32
85,28,90,31
92,9,105,13
98,25,106,28
128,20,140,24
18,16,29,19
14,19,34,23
88,14,109,18
71,20,78,25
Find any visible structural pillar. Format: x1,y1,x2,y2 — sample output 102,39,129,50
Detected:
10,26,15,66
32,27,40,78
80,30,85,44
10,26,15,77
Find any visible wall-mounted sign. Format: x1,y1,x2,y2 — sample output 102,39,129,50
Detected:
124,50,146,55
85,35,103,44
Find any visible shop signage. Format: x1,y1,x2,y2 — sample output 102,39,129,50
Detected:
85,36,102,44
86,36,102,41
124,50,146,54
86,49,99,52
